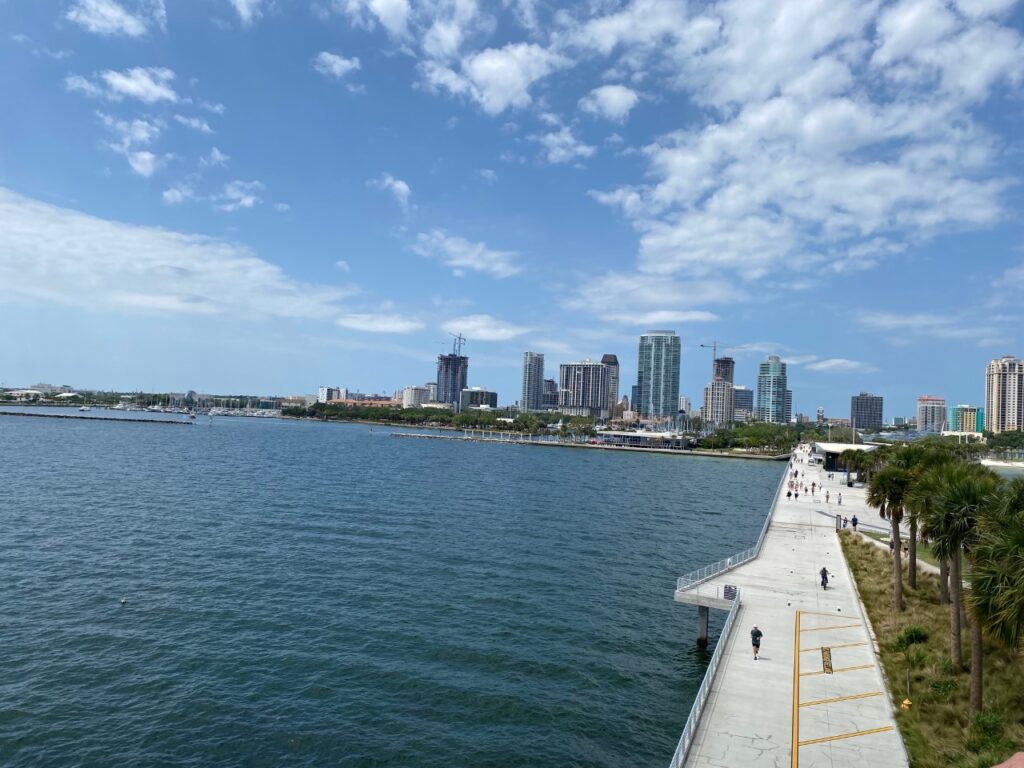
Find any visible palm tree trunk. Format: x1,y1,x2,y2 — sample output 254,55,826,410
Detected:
969,607,983,711
938,559,950,604
908,518,917,590
892,514,904,612
950,551,963,668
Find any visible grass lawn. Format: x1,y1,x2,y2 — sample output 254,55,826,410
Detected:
839,531,1024,768
860,530,941,568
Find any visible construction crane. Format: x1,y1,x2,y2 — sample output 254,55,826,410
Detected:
449,332,466,356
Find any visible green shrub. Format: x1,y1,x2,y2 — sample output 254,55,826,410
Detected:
894,625,930,650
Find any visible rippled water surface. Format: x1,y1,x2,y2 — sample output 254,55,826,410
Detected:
0,410,781,767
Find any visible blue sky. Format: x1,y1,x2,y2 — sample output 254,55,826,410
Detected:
1,0,1022,418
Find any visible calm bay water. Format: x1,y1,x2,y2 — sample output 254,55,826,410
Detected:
0,410,780,767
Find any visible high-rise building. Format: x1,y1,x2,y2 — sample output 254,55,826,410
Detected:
437,354,468,406
559,360,609,418
425,382,438,401
636,331,681,419
785,390,793,423
542,378,559,410
949,404,984,433
816,406,825,424
521,352,545,412
459,387,498,411
601,354,620,417
850,392,884,430
917,395,947,433
713,356,735,384
985,355,1024,434
733,385,754,421
756,355,788,424
678,395,692,415
703,379,735,426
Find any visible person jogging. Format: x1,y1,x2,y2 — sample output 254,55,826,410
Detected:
751,626,763,660
819,567,831,590
851,514,858,532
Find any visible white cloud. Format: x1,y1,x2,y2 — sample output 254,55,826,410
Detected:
229,0,263,25
606,309,718,325
67,67,178,103
97,113,163,177
336,312,423,333
313,51,361,79
217,180,265,212
173,115,213,133
0,186,349,319
367,174,411,212
413,229,521,278
565,272,743,313
422,43,570,115
579,84,639,121
856,310,1003,344
477,168,498,183
338,0,411,38
66,0,166,37
566,0,1020,286
162,182,193,204
531,125,596,164
335,260,351,272
442,314,531,341
126,151,158,177
201,147,230,167
804,358,878,373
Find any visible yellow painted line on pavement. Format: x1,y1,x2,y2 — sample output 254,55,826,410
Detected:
801,663,874,677
791,610,801,768
798,725,894,747
799,691,882,708
800,641,866,653
799,622,862,633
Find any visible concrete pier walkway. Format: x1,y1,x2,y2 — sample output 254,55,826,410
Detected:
674,448,908,768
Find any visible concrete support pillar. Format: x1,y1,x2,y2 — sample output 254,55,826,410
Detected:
697,605,710,648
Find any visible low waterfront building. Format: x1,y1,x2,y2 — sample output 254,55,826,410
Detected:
402,386,431,409
812,441,878,472
326,398,400,408
459,387,498,412
318,386,344,403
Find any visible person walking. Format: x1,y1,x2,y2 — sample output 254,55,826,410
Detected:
851,514,858,532
751,625,763,660
837,492,843,506
825,489,830,503
820,567,831,590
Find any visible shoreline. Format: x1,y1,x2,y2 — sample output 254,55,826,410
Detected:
0,410,194,426
390,431,789,460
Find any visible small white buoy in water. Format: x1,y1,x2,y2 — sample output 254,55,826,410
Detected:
120,596,127,606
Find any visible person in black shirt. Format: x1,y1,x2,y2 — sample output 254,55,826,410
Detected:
751,626,763,660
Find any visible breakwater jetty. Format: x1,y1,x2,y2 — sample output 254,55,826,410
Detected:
669,447,908,768
0,411,193,426
391,431,787,461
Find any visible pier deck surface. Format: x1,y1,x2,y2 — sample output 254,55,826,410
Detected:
676,449,908,768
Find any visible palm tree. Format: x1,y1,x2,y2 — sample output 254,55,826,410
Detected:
867,464,912,612
926,462,1002,710
968,476,1024,648
906,461,953,601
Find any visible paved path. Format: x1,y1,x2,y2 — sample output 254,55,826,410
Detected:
676,447,909,768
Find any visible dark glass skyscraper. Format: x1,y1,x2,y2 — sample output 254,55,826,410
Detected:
850,392,884,429
521,352,545,412
600,354,619,417
436,354,468,406
756,355,788,424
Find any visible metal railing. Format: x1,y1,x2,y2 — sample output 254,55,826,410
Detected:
675,461,790,592
668,589,741,768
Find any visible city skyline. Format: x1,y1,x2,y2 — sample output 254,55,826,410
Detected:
1,2,1023,415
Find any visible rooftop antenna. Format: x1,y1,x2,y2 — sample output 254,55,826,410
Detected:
450,332,466,356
